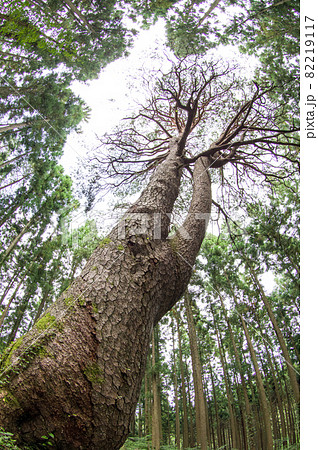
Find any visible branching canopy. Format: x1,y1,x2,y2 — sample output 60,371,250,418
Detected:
87,55,299,210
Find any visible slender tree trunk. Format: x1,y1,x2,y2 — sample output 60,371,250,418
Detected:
151,331,161,450
240,316,273,450
0,174,29,191
32,262,61,326
217,290,256,449
255,312,288,442
0,202,20,228
283,376,298,444
244,367,263,449
210,365,222,448
214,324,239,449
0,140,212,449
62,0,96,32
6,288,36,344
0,122,29,133
198,0,222,26
31,289,52,327
185,291,209,450
248,265,300,404
0,269,21,307
0,254,40,314
0,213,37,264
138,401,142,438
185,368,196,448
0,151,31,169
282,318,300,363
234,375,247,450
145,358,150,438
172,329,181,449
0,276,28,330
174,308,190,448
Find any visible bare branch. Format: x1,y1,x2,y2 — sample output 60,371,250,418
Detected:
86,54,298,205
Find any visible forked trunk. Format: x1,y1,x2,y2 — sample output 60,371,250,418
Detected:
0,138,212,449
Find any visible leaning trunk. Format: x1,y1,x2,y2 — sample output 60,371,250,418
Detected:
0,139,211,449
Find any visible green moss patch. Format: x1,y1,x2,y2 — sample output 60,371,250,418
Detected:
0,337,24,371
0,337,54,388
64,294,86,308
35,313,63,333
63,295,75,308
83,362,104,384
0,315,60,387
1,391,20,409
99,236,112,247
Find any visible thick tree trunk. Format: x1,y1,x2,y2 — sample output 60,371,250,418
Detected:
0,138,211,449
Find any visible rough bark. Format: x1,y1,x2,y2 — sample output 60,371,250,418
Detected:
0,137,211,449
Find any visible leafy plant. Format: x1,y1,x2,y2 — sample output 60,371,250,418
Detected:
0,428,22,450
0,428,55,449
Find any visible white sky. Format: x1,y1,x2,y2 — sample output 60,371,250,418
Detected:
60,20,168,172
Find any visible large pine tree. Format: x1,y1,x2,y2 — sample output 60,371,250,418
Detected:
0,55,299,448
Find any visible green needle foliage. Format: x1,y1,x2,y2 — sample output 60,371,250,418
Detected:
0,0,132,81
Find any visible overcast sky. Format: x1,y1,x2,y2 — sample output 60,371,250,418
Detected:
60,20,168,172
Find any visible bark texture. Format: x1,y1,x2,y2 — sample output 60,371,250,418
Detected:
0,138,212,449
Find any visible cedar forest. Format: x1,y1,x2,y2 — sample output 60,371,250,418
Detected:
0,1,300,449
